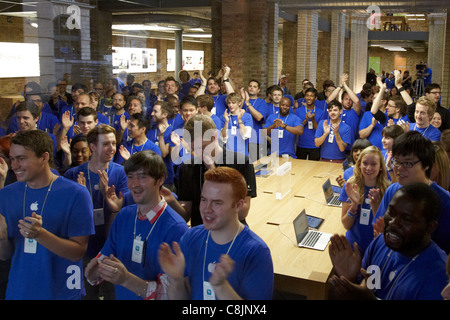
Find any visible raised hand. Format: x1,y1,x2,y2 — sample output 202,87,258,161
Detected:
328,234,361,282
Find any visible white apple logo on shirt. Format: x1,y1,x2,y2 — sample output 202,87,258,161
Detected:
30,201,39,212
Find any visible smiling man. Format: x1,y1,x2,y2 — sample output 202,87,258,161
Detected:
158,166,273,300
315,100,352,163
373,131,450,254
264,97,303,158
408,96,441,141
295,88,325,161
0,130,94,299
85,150,188,300
329,182,448,300
64,124,128,299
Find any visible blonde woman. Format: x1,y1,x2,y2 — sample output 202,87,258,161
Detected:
338,146,390,254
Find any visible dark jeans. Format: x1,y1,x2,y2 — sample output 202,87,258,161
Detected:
296,147,321,161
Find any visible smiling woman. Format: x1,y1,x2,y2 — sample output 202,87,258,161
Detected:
338,146,390,254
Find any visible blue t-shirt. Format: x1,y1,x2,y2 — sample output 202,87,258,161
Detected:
374,182,450,254
100,204,188,300
212,95,228,119
147,126,175,185
210,114,222,133
59,104,76,122
409,123,441,141
315,120,352,160
108,111,130,133
0,177,95,300
172,113,185,131
384,77,395,89
359,111,385,150
64,161,129,258
221,112,253,157
114,138,161,165
340,109,360,150
362,235,448,300
343,166,355,181
264,113,302,158
295,104,326,149
179,225,274,300
243,98,268,144
339,184,375,255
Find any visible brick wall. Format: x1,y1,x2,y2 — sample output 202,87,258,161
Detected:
369,47,427,75
112,36,211,87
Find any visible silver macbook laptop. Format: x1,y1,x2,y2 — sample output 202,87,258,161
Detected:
293,209,332,251
322,178,342,207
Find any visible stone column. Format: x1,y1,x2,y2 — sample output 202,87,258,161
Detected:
329,11,346,85
440,12,450,107
213,0,269,90
427,13,447,87
174,29,183,81
267,2,279,89
295,10,319,92
349,14,369,92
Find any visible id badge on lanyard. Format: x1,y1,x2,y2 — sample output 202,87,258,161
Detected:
328,131,334,143
132,235,145,264
24,238,37,254
203,281,216,300
93,208,105,226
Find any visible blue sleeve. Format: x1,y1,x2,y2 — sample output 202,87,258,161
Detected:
358,111,372,130
243,113,253,127
338,182,350,202
67,184,95,237
340,124,352,145
315,120,325,138
264,114,275,128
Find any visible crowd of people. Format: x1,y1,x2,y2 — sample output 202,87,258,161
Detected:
0,63,449,300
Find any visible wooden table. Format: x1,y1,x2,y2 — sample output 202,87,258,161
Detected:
247,157,346,300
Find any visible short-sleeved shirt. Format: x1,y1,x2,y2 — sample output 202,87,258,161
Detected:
264,112,302,158
295,104,327,149
147,125,175,185
243,98,268,144
362,235,448,300
114,138,161,165
409,123,441,142
180,225,274,300
64,161,129,258
374,182,450,254
221,112,253,157
339,184,375,254
315,120,352,160
0,177,94,300
100,203,188,300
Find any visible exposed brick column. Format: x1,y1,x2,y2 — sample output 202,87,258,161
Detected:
295,10,319,92
427,13,446,87
329,12,346,85
211,0,223,75
267,2,279,90
349,14,369,92
214,0,269,92
441,12,450,107
282,20,297,89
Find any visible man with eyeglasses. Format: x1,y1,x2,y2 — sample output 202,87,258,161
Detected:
373,131,450,254
425,83,450,131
